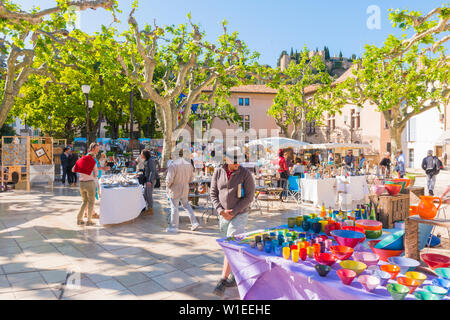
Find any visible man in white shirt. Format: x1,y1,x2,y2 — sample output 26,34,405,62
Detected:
166,150,200,233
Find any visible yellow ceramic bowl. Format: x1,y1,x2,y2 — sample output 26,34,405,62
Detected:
405,271,427,286
340,260,367,276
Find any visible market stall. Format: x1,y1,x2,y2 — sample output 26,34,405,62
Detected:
99,175,146,225
217,219,448,300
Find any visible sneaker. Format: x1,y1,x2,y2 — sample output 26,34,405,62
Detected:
165,227,179,233
86,221,95,226
190,222,200,231
213,279,227,297
77,220,85,225
224,274,237,288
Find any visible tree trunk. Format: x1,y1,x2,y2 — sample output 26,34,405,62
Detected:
389,125,404,157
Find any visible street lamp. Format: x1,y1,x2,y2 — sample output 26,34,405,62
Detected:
48,115,52,136
81,85,91,143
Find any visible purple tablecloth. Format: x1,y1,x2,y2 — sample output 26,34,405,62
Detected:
217,225,447,300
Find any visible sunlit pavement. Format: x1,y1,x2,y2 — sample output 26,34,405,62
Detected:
0,172,448,300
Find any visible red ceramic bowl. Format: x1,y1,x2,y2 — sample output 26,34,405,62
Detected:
314,252,337,267
342,226,366,234
421,253,450,270
384,184,402,196
337,269,357,285
331,230,366,249
330,245,354,261
324,223,341,236
368,240,404,262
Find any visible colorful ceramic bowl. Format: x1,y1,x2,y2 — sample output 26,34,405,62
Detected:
372,269,392,286
387,283,409,300
337,269,357,285
365,229,383,239
384,184,402,196
324,223,340,236
423,285,448,299
435,267,450,280
358,275,380,292
315,264,331,277
314,252,337,267
421,253,450,270
388,257,420,274
330,245,354,261
414,290,440,300
371,184,385,196
405,271,427,286
356,219,383,231
353,252,380,267
368,240,404,262
331,230,366,249
431,278,450,294
397,276,421,294
374,230,405,251
342,226,366,234
380,264,401,280
340,260,367,276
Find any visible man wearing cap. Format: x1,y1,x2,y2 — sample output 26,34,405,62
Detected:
210,150,255,297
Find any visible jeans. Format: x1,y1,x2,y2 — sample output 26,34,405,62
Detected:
426,174,436,192
219,212,249,238
168,197,199,229
61,166,69,184
143,183,154,209
77,181,95,222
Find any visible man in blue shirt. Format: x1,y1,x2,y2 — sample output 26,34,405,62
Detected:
60,147,70,185
344,150,355,168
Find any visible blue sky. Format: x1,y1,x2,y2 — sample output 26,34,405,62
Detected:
18,0,447,66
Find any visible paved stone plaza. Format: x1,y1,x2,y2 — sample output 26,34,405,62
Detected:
0,171,448,300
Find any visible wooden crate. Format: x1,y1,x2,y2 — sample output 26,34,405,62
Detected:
369,193,410,229
408,187,425,205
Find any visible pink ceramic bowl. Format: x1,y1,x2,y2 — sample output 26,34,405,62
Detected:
353,252,380,267
358,275,380,292
371,184,385,196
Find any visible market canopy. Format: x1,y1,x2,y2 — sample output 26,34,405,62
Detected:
299,143,371,150
246,137,310,150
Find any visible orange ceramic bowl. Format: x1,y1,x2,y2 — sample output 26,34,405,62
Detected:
368,240,404,262
397,276,421,294
381,264,401,280
330,245,354,261
385,184,402,196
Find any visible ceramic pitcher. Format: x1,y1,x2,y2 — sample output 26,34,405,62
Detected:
417,196,442,220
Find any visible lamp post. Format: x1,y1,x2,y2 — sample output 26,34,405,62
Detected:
48,115,52,136
81,84,91,143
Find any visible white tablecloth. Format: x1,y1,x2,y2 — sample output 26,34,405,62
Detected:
300,176,369,208
300,178,336,208
99,185,146,225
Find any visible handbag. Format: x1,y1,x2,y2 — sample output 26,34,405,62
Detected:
137,169,146,185
154,176,161,188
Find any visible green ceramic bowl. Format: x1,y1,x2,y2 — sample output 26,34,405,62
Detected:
414,290,440,300
365,229,383,239
387,283,409,300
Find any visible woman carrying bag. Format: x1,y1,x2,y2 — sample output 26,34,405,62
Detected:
277,149,289,201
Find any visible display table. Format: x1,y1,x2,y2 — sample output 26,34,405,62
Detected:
300,176,368,208
217,224,446,300
99,185,146,225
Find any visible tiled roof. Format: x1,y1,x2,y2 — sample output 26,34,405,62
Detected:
203,84,277,94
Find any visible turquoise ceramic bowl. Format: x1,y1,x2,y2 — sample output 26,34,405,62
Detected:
435,267,450,280
432,278,450,295
414,290,440,300
423,285,448,299
375,230,405,250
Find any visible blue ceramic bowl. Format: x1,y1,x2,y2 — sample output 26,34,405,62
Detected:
375,230,405,251
435,267,450,280
388,257,420,274
423,285,448,299
431,278,450,295
372,269,392,287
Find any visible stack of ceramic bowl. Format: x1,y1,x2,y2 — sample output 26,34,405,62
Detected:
355,219,383,239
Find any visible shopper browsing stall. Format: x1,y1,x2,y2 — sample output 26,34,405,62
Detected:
211,149,255,297
165,150,200,233
142,149,157,214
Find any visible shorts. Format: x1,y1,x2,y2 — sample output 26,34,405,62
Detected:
219,212,249,238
